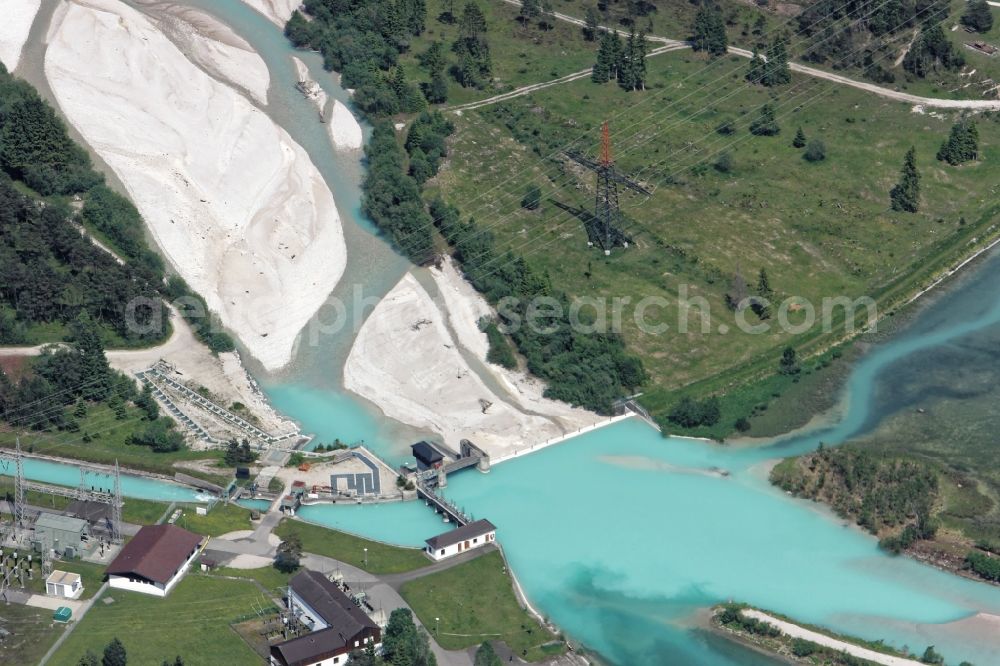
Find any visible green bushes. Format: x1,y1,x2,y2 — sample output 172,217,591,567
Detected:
966,550,1000,582
405,111,454,184
362,122,436,264
284,1,428,115
481,318,516,369
128,418,185,452
81,184,165,277
666,395,721,428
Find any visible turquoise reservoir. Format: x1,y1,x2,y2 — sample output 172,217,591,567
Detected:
297,502,451,548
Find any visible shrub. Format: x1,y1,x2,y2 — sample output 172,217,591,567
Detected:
804,139,826,162
521,184,542,210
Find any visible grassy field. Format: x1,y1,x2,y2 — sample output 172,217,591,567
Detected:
273,518,430,575
0,404,229,485
399,550,563,661
49,577,267,666
174,501,254,537
201,565,291,597
399,0,599,106
434,46,1000,432
0,603,68,665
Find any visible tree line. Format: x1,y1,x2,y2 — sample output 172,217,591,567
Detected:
286,0,495,112
795,0,957,83
0,65,234,354
592,26,648,90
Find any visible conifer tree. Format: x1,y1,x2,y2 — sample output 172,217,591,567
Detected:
71,311,112,401
419,41,449,103
890,147,920,213
584,5,601,41
611,30,623,80
406,0,427,36
749,104,780,136
792,127,806,148
691,3,728,55
763,37,791,86
937,119,979,165
634,31,647,90
592,30,614,83
746,47,765,83
618,29,636,90
453,2,492,88
519,0,541,25
539,0,555,31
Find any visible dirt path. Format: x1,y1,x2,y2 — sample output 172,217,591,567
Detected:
447,44,688,112
499,0,1000,110
740,609,926,666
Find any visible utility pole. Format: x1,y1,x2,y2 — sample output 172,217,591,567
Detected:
564,120,651,255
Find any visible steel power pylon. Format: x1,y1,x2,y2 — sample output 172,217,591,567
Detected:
564,120,651,255
13,438,25,542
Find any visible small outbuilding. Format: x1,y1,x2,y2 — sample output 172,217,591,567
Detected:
411,441,443,471
33,513,89,558
106,524,203,597
424,519,497,561
46,570,83,599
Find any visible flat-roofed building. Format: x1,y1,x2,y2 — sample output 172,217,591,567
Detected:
33,513,88,558
45,570,83,599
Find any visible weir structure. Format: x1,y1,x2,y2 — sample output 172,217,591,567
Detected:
1,438,124,546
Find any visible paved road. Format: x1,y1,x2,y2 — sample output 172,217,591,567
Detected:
498,0,1000,110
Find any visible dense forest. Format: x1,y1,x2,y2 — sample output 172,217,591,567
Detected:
770,446,939,548
0,63,233,353
796,0,959,83
0,64,211,451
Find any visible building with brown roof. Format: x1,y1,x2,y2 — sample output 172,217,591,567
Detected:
424,519,496,561
106,524,203,597
270,570,381,666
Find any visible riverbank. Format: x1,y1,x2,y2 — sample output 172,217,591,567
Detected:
43,0,346,372
343,269,609,459
239,0,299,27
710,604,974,666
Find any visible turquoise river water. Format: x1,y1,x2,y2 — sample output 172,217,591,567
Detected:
18,1,1000,663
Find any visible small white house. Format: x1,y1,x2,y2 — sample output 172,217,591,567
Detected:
424,519,496,561
45,570,83,599
106,524,203,597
